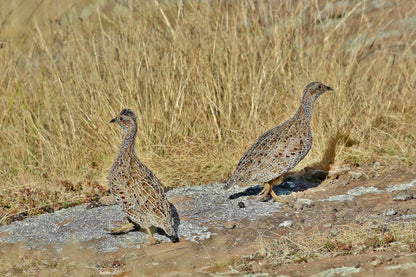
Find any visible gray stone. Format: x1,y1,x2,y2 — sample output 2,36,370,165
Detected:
321,186,381,202
279,220,293,228
392,190,415,201
386,180,416,192
385,209,397,216
348,171,363,179
324,194,354,202
347,186,380,196
294,198,315,210
384,262,416,271
312,266,361,277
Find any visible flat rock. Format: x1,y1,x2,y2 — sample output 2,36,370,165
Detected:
349,171,363,179
385,209,397,216
392,190,415,201
0,183,282,252
294,198,315,210
279,220,293,228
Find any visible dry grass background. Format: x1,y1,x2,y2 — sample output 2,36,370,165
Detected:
0,0,415,220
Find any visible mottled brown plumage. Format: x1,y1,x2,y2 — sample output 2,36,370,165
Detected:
108,109,176,244
224,82,333,202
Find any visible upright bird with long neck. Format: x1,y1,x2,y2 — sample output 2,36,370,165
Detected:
224,82,333,202
108,108,177,244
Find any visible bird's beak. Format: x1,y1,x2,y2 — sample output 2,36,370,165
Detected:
109,118,117,123
326,86,333,91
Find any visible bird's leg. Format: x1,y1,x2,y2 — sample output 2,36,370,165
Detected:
270,174,290,204
270,188,287,204
145,227,161,245
258,183,268,196
107,222,136,234
258,182,272,201
259,175,288,203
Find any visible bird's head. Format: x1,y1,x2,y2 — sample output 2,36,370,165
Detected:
304,81,333,101
109,108,137,131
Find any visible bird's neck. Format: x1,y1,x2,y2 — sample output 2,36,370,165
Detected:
294,92,314,121
119,126,137,154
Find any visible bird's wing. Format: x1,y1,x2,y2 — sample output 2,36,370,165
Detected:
233,119,306,184
112,160,172,224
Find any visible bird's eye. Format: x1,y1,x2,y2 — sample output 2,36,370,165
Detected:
120,116,124,121
318,85,322,89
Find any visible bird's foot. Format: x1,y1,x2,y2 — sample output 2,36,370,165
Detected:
107,222,136,234
148,238,161,246
146,227,161,245
259,194,272,202
270,190,287,205
258,183,272,202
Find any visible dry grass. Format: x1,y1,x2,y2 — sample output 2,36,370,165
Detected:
0,0,415,219
262,219,416,266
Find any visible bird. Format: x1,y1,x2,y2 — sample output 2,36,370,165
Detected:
224,82,333,202
108,108,177,244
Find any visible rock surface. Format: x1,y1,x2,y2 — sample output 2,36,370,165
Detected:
1,169,415,276
0,183,282,252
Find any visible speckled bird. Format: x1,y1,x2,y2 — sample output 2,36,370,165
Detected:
108,108,177,244
224,82,333,202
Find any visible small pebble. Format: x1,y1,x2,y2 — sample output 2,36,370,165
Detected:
385,209,397,216
279,220,293,228
294,198,315,210
349,171,363,179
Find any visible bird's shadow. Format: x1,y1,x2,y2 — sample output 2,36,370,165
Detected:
228,168,328,200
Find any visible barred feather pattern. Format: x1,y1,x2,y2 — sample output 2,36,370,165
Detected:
109,109,175,236
224,82,332,190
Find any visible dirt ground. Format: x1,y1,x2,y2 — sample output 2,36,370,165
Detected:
1,164,415,276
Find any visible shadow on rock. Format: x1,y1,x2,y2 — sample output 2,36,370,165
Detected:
228,169,328,200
